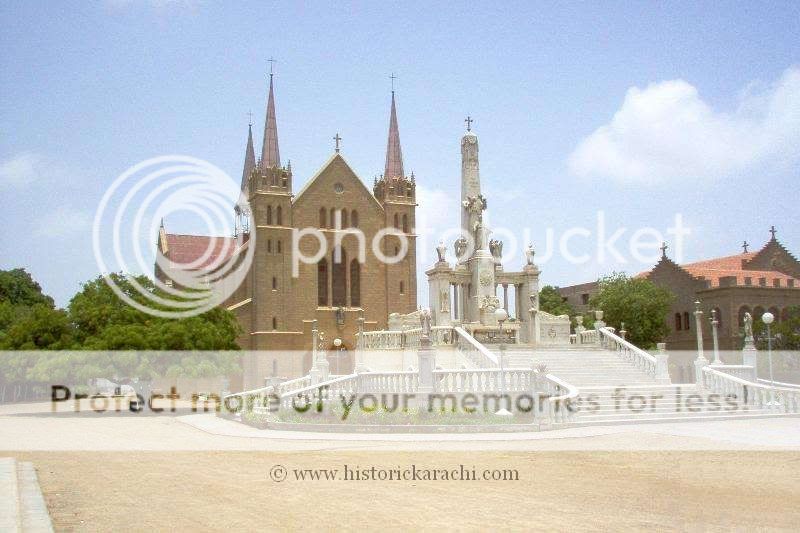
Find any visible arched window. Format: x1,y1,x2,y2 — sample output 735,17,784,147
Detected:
276,206,282,225
272,317,277,330
267,205,273,225
351,210,359,228
753,306,765,322
330,209,337,229
675,313,682,331
400,280,405,295
319,208,327,228
317,259,328,306
272,277,277,290
402,214,408,233
267,239,272,253
738,306,752,327
332,247,347,307
683,312,690,331
341,209,348,228
393,213,399,229
350,259,361,307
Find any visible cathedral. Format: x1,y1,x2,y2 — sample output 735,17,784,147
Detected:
156,73,418,388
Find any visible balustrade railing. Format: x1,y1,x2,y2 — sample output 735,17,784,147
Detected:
579,329,598,344
453,326,499,368
598,327,657,378
703,366,800,413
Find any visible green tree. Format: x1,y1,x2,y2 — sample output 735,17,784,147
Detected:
538,286,575,317
589,272,674,349
0,268,54,308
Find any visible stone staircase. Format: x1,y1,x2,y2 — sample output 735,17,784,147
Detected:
571,384,778,425
492,345,785,425
494,345,661,387
0,458,53,532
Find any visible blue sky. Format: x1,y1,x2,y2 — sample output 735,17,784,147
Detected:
1,1,799,307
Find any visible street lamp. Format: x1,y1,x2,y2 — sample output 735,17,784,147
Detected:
333,338,342,376
494,307,512,417
762,312,775,388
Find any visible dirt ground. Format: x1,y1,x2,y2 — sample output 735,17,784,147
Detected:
10,451,800,531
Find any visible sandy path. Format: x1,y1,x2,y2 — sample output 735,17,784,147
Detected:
8,451,800,531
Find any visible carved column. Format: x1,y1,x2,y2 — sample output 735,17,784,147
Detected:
503,283,509,314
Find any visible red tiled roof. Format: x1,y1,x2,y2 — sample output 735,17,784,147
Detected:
668,252,798,288
164,234,239,270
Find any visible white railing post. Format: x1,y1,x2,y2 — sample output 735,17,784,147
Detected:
655,342,670,384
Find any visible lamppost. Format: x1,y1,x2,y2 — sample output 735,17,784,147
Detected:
494,307,512,417
710,309,721,364
333,338,343,376
762,312,776,387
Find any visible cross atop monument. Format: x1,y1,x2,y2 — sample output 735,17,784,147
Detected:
742,240,749,253
660,241,668,258
770,225,777,240
390,73,397,92
333,132,342,153
247,110,253,126
268,57,276,76
465,116,473,132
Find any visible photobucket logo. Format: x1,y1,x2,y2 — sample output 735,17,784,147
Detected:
92,155,254,318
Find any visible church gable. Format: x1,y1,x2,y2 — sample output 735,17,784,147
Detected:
743,239,800,278
293,153,384,215
647,256,710,290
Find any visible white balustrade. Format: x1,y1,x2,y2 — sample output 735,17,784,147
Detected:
703,366,800,413
598,327,658,378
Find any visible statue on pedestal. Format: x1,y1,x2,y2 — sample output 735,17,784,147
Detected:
525,244,535,266
436,240,447,263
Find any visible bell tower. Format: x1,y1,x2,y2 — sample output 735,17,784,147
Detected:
373,86,417,314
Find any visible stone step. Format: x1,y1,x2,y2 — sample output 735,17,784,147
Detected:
17,462,54,532
573,410,777,422
0,458,21,532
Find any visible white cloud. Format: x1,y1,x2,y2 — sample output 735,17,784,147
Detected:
0,152,41,189
568,67,800,183
34,205,91,238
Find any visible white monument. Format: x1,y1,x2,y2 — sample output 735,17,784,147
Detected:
426,118,557,345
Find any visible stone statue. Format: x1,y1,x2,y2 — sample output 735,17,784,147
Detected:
436,241,447,263
743,312,754,339
489,239,503,261
525,244,535,266
439,290,450,313
454,236,468,259
473,215,490,251
419,308,432,337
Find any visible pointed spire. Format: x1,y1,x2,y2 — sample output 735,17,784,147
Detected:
241,123,256,192
384,89,404,179
261,72,280,169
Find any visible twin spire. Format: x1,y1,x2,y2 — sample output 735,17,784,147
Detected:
241,70,406,190
384,90,404,179
260,73,280,169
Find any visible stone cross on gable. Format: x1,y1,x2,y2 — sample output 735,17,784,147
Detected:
333,133,342,153
660,241,668,258
247,110,253,126
742,240,749,253
465,116,473,131
770,225,777,240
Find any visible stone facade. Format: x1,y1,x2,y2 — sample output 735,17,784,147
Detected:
156,77,417,389
559,233,800,381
